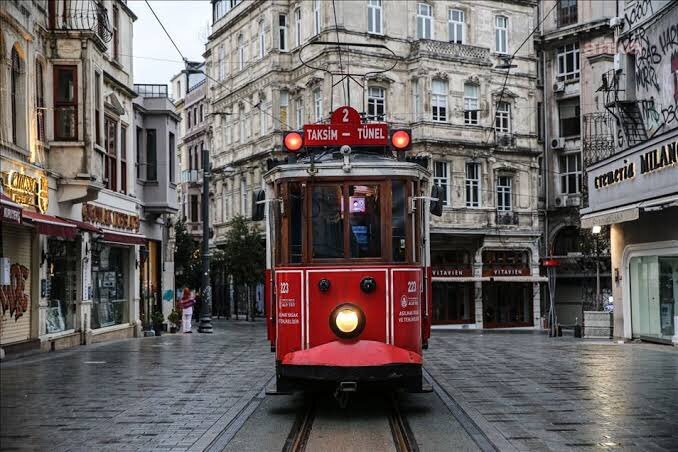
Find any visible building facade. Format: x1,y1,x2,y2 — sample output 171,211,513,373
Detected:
1,0,177,359
205,0,543,328
581,0,677,344
537,0,616,325
171,65,208,238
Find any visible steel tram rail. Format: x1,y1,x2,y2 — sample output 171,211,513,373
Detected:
281,393,419,452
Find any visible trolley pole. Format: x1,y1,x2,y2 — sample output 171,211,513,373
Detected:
198,147,213,333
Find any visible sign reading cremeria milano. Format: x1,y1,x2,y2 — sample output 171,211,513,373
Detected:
593,138,678,191
82,203,140,231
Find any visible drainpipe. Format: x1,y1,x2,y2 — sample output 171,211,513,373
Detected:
81,40,90,175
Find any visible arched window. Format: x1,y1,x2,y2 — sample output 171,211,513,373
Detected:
11,47,23,145
259,20,266,59
238,34,245,70
36,60,46,142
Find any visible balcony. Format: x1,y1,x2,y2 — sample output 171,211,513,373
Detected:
494,133,515,149
49,0,112,45
181,169,202,184
410,40,491,65
495,210,519,226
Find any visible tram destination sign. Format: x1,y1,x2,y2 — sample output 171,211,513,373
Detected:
303,106,388,147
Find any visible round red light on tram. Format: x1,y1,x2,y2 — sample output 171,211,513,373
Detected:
284,132,303,152
391,130,411,150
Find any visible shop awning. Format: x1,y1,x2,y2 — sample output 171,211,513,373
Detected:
101,230,147,246
1,192,22,224
581,194,678,229
59,217,102,233
22,210,77,239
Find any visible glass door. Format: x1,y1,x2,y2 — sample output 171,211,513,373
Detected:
630,255,677,341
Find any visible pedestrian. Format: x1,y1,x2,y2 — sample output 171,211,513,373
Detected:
180,287,195,333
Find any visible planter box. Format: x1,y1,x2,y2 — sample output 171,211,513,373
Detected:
584,311,613,338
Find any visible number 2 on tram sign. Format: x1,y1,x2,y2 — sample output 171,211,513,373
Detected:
303,106,388,147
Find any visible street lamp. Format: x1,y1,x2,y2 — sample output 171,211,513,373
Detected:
198,146,213,333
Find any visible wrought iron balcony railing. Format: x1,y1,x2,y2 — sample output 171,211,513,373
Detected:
50,0,112,43
496,210,519,225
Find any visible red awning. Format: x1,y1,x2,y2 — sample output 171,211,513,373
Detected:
101,231,147,246
22,210,77,239
59,217,101,233
1,193,22,224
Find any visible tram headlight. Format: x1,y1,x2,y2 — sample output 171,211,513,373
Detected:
329,304,365,339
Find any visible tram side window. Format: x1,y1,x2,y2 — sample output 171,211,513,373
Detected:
289,182,304,263
349,185,381,258
392,180,407,262
312,186,344,258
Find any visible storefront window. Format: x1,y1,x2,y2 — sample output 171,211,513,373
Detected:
483,282,532,327
92,245,128,329
630,255,677,341
433,283,474,324
45,239,78,333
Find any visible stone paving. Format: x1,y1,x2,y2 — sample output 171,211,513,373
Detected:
426,332,678,451
2,323,678,451
0,320,272,451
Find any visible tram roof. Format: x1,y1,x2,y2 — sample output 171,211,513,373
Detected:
264,152,430,182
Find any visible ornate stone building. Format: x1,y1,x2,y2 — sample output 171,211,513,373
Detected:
205,0,543,328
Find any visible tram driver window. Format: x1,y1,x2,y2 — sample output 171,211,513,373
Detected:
349,185,381,258
312,186,344,258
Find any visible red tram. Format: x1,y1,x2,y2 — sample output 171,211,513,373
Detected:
256,106,442,394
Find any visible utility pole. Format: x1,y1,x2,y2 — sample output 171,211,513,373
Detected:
198,146,213,333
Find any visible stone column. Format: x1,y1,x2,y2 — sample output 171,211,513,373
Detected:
473,249,483,328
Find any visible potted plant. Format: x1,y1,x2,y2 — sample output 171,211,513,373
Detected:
167,308,182,333
152,310,165,336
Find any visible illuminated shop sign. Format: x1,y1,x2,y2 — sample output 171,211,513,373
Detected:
0,170,49,213
82,203,140,231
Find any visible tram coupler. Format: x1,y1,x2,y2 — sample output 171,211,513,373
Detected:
338,381,358,392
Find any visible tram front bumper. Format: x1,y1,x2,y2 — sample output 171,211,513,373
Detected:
277,340,423,391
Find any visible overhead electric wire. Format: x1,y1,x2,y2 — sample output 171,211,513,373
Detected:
144,0,188,63
483,0,561,146
331,0,348,106
144,1,291,130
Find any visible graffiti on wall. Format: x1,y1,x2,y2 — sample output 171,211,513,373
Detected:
1,264,30,321
616,1,678,138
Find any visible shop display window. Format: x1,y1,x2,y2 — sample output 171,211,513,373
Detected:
92,245,128,329
45,239,78,333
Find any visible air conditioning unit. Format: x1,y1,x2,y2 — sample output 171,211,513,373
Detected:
553,81,565,93
551,137,565,149
609,16,623,28
566,195,581,207
554,195,568,207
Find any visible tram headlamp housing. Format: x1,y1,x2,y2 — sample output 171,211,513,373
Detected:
329,304,365,339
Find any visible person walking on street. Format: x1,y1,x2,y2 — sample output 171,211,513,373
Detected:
180,288,195,333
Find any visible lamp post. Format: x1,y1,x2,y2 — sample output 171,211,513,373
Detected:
198,146,213,333
592,225,602,310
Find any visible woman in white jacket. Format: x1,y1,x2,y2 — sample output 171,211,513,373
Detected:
180,287,195,333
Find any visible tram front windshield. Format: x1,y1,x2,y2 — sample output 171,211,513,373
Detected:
281,179,416,265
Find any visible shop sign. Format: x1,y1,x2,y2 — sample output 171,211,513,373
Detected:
82,203,140,232
432,267,472,277
0,170,49,213
482,267,531,277
2,205,21,224
592,138,678,191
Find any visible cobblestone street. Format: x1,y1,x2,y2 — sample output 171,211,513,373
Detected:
2,322,677,451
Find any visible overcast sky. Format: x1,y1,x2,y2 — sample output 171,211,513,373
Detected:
130,1,212,92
